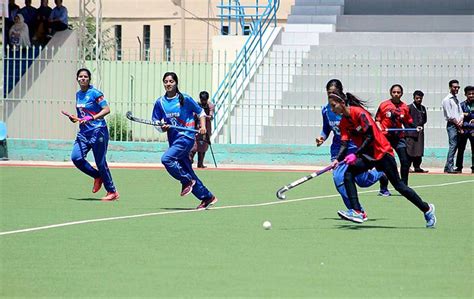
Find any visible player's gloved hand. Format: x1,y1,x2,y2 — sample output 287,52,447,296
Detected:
199,127,207,135
315,136,325,147
344,153,357,165
68,115,78,123
161,124,170,132
330,159,339,169
79,116,94,124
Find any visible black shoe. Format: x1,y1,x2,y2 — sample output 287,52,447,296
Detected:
445,169,461,174
414,168,429,173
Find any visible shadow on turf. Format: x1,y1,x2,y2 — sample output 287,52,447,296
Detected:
323,217,389,221
69,197,102,201
160,207,196,211
334,224,424,230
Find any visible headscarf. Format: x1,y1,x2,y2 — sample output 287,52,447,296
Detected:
9,14,31,48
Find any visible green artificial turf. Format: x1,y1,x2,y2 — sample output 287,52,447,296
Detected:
0,167,472,298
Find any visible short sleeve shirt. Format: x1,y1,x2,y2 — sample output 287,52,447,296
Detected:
152,93,203,142
340,106,394,160
375,99,413,139
76,85,108,134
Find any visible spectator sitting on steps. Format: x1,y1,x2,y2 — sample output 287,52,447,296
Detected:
9,14,31,49
48,0,68,37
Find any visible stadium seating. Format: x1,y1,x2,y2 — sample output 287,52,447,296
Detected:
225,0,474,146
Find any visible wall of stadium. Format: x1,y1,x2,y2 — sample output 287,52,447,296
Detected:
6,138,466,168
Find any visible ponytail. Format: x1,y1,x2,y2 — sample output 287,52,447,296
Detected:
329,90,371,114
176,88,185,106
345,92,368,110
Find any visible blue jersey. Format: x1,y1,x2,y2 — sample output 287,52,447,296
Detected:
75,85,108,134
321,104,358,160
152,93,203,142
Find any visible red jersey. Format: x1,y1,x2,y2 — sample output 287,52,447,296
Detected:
340,106,394,160
375,99,413,139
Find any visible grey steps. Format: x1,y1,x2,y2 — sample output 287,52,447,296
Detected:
336,15,474,33
295,0,344,5
291,5,344,15
318,32,474,47
287,15,338,24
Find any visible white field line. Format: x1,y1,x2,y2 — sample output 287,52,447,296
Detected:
1,180,473,236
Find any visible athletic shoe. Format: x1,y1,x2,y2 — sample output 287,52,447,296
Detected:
180,180,196,197
424,203,436,228
378,189,392,197
196,196,218,210
414,168,429,173
362,211,368,222
338,210,368,222
337,209,364,224
92,177,103,193
444,169,461,174
101,191,120,202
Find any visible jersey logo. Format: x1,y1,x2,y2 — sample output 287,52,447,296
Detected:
96,96,104,103
166,112,180,118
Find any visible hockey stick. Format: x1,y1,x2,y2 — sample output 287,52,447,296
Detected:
208,142,217,168
385,128,419,132
125,111,198,133
276,162,343,200
61,110,80,123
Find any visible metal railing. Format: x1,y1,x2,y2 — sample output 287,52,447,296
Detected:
212,0,280,143
1,45,472,148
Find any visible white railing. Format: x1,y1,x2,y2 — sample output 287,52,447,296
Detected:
1,46,472,148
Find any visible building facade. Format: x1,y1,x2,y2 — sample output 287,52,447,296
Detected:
66,0,292,60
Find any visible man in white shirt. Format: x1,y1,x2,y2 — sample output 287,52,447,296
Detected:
441,79,464,173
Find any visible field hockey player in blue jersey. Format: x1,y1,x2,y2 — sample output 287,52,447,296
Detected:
315,79,390,221
68,68,119,201
152,72,218,210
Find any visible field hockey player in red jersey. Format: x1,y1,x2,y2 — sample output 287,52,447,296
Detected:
375,84,422,185
327,90,436,228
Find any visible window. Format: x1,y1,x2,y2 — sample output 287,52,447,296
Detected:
164,25,171,61
143,25,151,61
114,25,122,60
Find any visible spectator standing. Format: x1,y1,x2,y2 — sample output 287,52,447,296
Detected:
35,0,52,45
9,14,31,48
7,0,20,27
406,90,428,173
455,86,474,173
442,80,464,173
375,84,419,185
48,0,68,35
189,91,215,168
19,0,37,40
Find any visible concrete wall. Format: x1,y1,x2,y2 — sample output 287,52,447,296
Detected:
6,138,461,167
5,31,79,140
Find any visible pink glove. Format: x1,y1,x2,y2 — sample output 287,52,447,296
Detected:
79,116,94,123
344,153,357,165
